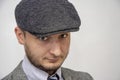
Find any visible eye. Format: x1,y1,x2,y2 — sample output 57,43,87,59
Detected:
39,36,48,41
60,33,68,38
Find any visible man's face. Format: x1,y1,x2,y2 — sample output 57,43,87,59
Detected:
15,27,70,74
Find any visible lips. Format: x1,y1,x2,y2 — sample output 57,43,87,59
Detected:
47,58,59,63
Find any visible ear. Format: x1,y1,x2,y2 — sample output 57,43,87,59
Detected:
14,27,25,45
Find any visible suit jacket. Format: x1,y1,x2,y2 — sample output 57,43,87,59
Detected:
2,62,93,80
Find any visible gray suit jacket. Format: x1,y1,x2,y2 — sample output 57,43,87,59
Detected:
2,62,93,80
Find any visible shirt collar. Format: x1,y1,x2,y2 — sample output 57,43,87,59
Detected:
22,56,63,80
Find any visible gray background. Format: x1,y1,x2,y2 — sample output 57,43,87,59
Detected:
0,0,120,80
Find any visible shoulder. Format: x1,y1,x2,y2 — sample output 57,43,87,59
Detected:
61,67,93,80
1,62,27,80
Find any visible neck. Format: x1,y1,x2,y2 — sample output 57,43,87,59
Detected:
46,70,57,76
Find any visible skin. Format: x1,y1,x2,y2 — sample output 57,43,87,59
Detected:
15,27,70,75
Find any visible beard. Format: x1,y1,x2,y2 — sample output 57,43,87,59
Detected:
25,48,67,75
26,53,65,75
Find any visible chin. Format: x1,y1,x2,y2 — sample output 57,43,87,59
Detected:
30,57,63,72
37,63,61,72
44,64,61,70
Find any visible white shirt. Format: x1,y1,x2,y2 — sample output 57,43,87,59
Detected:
22,56,64,80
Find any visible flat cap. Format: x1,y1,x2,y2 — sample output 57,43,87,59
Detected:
15,0,81,37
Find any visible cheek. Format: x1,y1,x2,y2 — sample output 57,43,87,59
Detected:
25,42,50,65
25,40,48,59
61,39,70,54
30,44,48,57
62,38,70,48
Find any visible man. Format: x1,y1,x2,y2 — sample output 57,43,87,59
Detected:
2,0,93,80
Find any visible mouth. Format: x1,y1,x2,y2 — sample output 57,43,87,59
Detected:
47,58,59,63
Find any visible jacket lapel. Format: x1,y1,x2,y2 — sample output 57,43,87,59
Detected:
12,61,28,80
61,68,72,80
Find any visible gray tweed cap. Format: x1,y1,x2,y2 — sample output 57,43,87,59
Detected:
15,0,81,37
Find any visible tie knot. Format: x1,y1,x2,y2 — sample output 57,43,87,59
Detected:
47,74,59,80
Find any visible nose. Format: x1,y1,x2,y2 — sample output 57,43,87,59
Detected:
49,40,61,57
